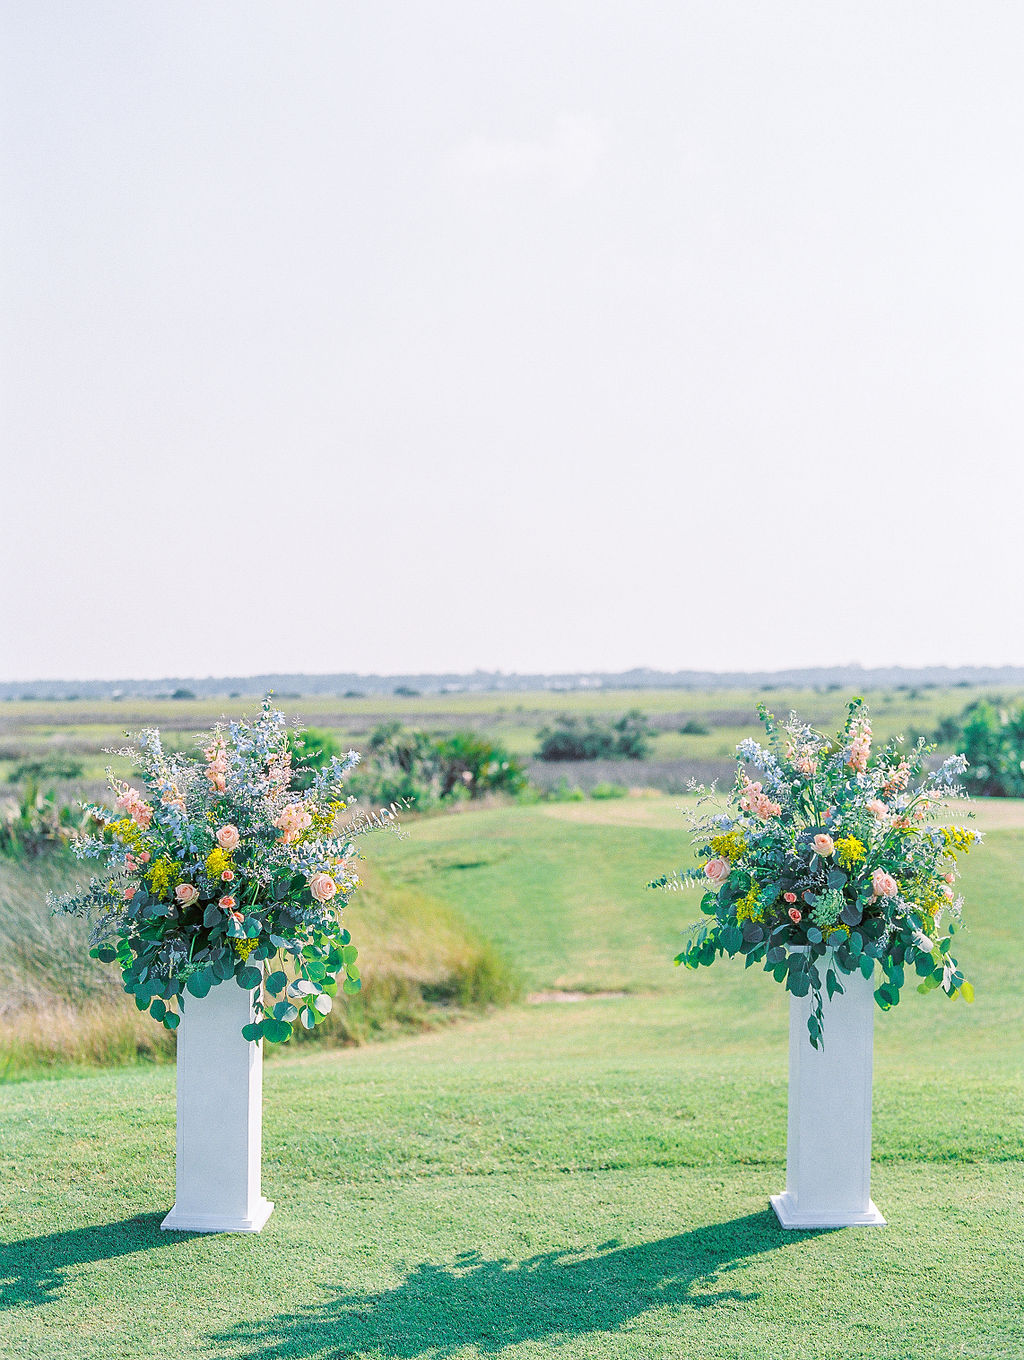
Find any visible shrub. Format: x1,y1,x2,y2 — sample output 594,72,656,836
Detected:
0,781,99,859
535,710,654,761
286,726,346,791
348,724,526,810
931,699,1024,797
590,782,627,800
9,754,85,782
679,719,710,736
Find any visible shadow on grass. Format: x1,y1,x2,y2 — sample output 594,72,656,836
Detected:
0,1212,173,1308
211,1211,808,1359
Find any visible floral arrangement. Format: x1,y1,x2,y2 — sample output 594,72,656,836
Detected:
52,700,401,1044
652,699,981,1046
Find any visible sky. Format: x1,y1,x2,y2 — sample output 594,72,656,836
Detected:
3,2,1023,681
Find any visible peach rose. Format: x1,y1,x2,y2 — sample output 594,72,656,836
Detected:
703,858,730,885
175,883,199,905
217,824,240,852
788,907,802,923
131,802,154,829
139,851,151,864
123,885,136,901
219,895,236,911
783,891,797,904
221,869,234,882
812,834,835,857
871,869,899,899
866,799,888,819
309,872,338,903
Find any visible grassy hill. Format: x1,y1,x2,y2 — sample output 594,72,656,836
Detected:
0,795,1022,1358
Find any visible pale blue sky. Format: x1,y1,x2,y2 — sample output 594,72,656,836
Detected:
3,3,1022,680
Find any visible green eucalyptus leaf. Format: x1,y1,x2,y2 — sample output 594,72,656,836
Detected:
186,968,214,998
263,1017,293,1044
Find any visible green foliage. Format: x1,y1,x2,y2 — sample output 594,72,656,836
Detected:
535,709,654,761
932,699,1024,797
348,723,526,809
590,782,628,800
0,781,99,859
8,754,85,782
285,726,345,791
679,718,711,735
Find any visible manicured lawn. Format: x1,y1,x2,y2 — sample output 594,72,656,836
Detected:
1,798,1022,1359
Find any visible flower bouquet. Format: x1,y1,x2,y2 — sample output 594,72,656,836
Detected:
652,699,981,1046
53,699,399,1043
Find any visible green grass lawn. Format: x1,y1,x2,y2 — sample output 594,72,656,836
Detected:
1,798,1022,1359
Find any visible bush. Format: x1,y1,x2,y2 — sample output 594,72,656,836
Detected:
9,754,85,782
286,726,346,791
535,709,654,762
679,719,710,736
932,699,1024,797
348,724,527,810
590,782,627,800
0,781,99,859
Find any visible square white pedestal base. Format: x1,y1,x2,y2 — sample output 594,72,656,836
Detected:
161,1197,274,1234
771,1191,886,1229
161,975,273,1234
772,962,886,1230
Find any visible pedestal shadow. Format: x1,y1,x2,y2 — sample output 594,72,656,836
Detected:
212,1210,809,1359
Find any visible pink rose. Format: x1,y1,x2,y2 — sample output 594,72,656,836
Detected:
871,869,899,899
866,799,888,819
309,872,338,903
139,851,151,864
788,907,802,923
217,824,240,852
812,834,835,857
131,802,154,829
219,895,237,911
124,885,136,901
703,858,730,885
944,872,955,884
175,883,199,905
783,891,797,904
221,869,234,882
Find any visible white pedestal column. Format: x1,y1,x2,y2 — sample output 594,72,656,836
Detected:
161,976,274,1233
771,963,885,1228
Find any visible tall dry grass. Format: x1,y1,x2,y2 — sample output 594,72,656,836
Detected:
0,854,520,1078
